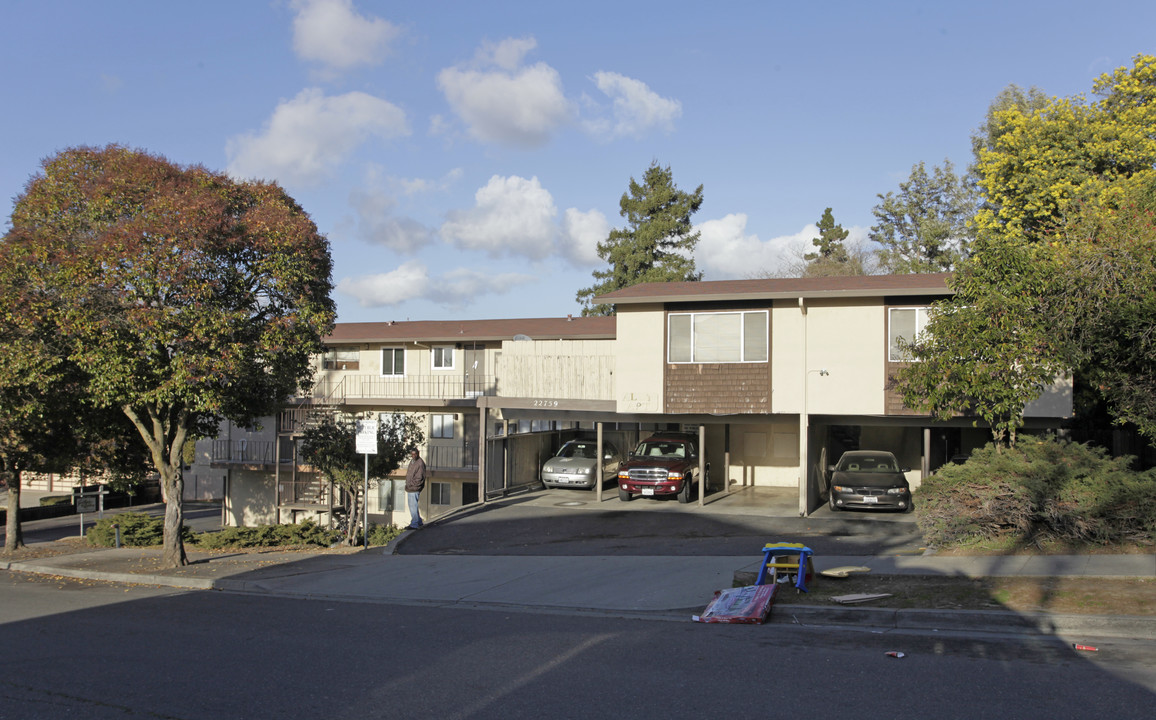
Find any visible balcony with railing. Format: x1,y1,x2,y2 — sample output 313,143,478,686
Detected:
278,474,333,509
427,444,479,472
312,374,497,403
211,440,276,468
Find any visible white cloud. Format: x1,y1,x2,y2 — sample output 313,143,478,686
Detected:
440,175,558,258
560,208,609,265
338,260,534,308
338,260,430,307
585,71,681,140
436,37,573,147
696,215,873,278
696,215,811,278
291,0,399,71
348,188,432,254
226,88,409,186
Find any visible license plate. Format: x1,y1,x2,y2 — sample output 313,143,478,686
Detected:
862,496,878,503
642,488,655,496
557,475,570,482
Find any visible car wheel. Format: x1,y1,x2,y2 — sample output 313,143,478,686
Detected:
677,476,692,503
618,487,633,502
828,493,838,511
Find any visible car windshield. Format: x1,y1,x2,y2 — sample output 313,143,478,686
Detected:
556,442,597,459
634,441,690,459
837,455,899,473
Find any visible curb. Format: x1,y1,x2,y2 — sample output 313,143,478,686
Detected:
773,604,1156,639
6,560,1154,639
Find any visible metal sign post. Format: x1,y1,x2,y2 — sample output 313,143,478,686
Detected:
355,418,379,548
74,485,107,538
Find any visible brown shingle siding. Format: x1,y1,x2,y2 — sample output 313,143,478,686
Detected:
666,363,771,413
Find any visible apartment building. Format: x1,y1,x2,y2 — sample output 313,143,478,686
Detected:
194,273,1072,527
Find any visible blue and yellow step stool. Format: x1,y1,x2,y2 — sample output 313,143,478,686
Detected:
755,542,814,593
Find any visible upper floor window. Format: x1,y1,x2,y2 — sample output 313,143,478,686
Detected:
888,307,930,362
432,346,454,370
668,311,768,363
381,347,405,377
432,414,454,439
323,348,360,371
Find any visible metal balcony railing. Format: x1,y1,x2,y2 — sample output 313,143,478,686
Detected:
427,444,479,471
317,374,497,402
211,440,275,465
277,477,330,507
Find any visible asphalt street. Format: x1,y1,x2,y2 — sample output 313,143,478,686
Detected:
2,571,1154,720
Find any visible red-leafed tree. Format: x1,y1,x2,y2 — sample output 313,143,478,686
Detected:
4,145,336,567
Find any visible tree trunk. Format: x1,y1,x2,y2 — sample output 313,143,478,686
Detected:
4,471,23,552
159,465,187,567
124,404,189,569
346,489,361,546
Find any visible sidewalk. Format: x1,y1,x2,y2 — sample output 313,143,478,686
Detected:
4,538,1154,639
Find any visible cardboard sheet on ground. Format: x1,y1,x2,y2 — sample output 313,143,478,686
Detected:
693,584,779,624
820,565,871,578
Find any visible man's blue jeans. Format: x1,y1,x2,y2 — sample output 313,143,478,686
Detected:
407,491,422,528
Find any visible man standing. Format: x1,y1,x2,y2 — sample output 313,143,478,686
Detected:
404,447,427,530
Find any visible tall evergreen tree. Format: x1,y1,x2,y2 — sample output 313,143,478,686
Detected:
870,160,976,273
802,208,864,277
576,162,703,316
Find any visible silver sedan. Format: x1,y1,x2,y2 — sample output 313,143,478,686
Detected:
542,440,622,489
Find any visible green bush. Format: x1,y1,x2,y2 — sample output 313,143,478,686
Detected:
194,519,340,549
363,522,403,547
86,512,194,547
40,495,72,507
916,438,1156,548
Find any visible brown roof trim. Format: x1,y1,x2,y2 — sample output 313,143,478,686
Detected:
325,316,616,344
594,273,953,305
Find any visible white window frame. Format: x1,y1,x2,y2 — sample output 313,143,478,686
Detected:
888,307,930,362
323,348,360,370
432,413,455,439
431,346,455,370
667,310,768,364
381,347,405,377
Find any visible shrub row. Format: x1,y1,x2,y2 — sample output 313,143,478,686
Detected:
85,514,403,550
916,438,1156,548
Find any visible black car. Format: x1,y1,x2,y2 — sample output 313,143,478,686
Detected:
827,450,912,511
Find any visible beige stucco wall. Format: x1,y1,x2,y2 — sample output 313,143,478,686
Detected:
224,469,276,527
723,420,801,487
614,304,666,413
772,298,885,415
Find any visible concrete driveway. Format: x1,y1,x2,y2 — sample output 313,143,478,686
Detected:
403,485,925,558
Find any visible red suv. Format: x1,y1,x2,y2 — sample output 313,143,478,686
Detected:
616,432,706,503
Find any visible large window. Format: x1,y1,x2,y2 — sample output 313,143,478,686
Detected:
323,348,360,370
381,347,405,376
432,414,455,439
432,346,454,370
888,307,930,362
668,311,768,363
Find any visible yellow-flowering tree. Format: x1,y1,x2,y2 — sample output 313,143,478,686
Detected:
974,55,1156,241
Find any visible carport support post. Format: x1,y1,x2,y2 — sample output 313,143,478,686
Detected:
799,297,808,517
596,422,604,503
698,425,705,506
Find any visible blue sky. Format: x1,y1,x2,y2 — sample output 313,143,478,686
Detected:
2,0,1154,324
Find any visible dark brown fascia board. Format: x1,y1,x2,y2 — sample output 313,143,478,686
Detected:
324,316,615,345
